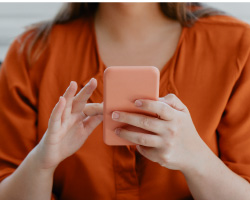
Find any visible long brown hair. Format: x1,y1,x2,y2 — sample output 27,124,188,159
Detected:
25,3,223,65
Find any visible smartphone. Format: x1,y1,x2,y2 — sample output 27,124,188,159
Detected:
103,66,160,146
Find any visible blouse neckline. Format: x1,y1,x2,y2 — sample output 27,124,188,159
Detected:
90,15,187,77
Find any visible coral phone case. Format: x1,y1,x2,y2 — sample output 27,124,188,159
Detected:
103,66,160,146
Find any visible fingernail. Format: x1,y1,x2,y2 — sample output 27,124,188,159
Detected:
85,79,91,87
135,100,143,107
115,128,121,135
89,78,94,84
112,112,120,119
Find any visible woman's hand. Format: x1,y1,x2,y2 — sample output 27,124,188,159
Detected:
34,78,103,170
112,94,209,173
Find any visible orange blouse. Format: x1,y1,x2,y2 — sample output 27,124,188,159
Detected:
0,14,250,200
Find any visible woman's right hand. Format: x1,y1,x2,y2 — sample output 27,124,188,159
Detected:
34,78,103,170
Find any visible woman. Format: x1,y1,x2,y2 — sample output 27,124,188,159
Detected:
0,2,250,200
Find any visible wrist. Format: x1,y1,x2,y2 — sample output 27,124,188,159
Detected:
29,146,57,175
181,139,215,179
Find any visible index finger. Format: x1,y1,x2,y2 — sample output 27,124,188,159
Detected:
71,78,97,113
135,99,175,121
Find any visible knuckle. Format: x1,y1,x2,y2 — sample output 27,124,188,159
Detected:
167,125,178,136
165,139,174,148
165,93,176,101
80,112,87,119
74,97,84,104
159,154,170,167
168,93,176,99
160,105,169,116
183,105,189,112
172,101,177,109
163,153,171,165
163,96,168,103
140,117,151,128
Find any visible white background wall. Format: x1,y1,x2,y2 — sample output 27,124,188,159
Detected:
0,3,250,61
0,3,62,61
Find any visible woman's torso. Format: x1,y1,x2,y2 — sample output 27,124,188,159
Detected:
15,15,250,199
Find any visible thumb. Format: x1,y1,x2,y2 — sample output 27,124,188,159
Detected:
159,94,188,112
83,102,103,116
84,115,103,135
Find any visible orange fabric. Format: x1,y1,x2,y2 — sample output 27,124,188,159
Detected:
0,15,250,200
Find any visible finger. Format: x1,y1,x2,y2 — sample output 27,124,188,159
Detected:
61,81,78,122
134,99,175,121
115,128,162,147
83,114,103,135
136,145,160,163
112,111,165,135
48,96,66,133
72,78,97,113
159,93,187,112
83,103,103,116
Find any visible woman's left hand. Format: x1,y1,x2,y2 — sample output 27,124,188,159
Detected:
112,94,209,173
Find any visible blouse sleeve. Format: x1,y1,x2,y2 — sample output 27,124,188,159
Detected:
217,27,250,183
0,34,38,182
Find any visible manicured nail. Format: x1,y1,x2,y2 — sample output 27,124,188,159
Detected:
115,128,121,135
135,100,143,107
112,112,120,119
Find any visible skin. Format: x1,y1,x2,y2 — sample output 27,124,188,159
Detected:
0,79,103,200
95,3,182,71
112,95,250,199
0,3,249,200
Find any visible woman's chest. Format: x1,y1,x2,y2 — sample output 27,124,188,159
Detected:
96,27,182,72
